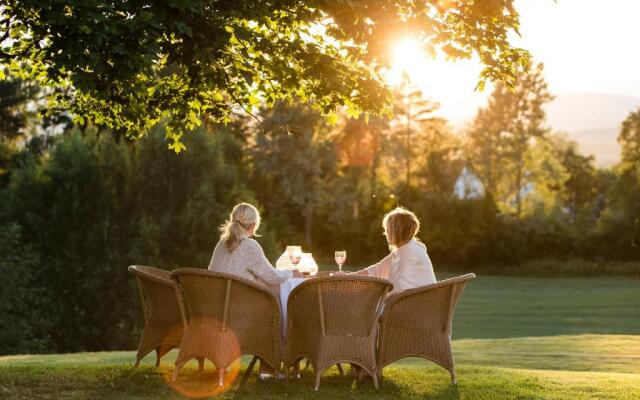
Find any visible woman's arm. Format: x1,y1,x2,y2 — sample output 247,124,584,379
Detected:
246,240,292,286
350,269,370,276
338,252,392,277
363,252,393,278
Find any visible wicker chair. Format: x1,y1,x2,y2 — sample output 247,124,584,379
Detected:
128,265,184,367
285,276,392,390
377,273,476,384
170,268,282,386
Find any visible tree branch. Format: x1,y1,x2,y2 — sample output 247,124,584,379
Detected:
236,100,264,132
0,18,11,43
0,46,31,60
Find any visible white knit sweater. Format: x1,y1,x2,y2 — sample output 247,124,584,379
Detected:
208,238,292,290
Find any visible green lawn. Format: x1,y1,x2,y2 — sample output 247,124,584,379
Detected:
452,275,640,338
2,275,639,399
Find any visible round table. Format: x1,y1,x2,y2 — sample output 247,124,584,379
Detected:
279,277,306,336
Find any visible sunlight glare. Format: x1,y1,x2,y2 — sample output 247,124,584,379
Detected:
386,37,490,125
388,38,429,86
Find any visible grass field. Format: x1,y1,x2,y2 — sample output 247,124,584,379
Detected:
452,275,640,338
1,275,639,399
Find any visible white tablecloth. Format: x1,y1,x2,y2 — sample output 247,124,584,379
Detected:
279,277,306,336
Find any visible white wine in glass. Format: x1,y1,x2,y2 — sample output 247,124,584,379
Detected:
334,250,346,272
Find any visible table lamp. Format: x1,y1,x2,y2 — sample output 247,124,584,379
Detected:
298,252,319,276
275,245,301,270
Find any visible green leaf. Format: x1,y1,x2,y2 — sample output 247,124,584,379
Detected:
169,140,187,153
72,115,85,125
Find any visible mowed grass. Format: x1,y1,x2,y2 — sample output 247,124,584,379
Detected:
451,275,640,339
2,340,639,400
2,275,639,399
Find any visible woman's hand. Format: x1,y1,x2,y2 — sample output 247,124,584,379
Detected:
291,269,303,278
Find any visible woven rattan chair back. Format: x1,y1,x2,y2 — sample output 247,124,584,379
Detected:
128,265,183,367
377,273,476,384
170,268,282,385
285,276,392,390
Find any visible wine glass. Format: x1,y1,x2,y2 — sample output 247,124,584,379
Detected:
334,250,346,272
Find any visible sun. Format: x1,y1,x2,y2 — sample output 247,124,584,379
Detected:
387,38,430,87
385,37,490,124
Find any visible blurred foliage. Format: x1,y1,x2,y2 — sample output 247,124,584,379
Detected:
1,125,248,353
0,0,529,148
388,77,458,202
592,108,640,260
467,62,555,218
0,71,39,140
0,222,52,354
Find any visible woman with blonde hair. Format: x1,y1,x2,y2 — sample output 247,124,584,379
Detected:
341,207,436,380
340,207,436,295
208,202,300,292
208,202,299,379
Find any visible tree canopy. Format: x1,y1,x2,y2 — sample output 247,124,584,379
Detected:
1,0,528,150
467,62,554,218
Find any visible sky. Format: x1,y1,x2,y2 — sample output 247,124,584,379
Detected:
387,0,640,125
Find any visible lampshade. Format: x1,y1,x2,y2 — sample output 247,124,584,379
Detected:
298,253,318,275
275,245,301,270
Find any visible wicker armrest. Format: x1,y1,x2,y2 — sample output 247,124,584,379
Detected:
384,273,476,309
290,274,393,298
170,268,281,307
128,265,175,287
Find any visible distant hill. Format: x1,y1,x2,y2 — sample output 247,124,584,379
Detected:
545,93,640,166
564,128,620,167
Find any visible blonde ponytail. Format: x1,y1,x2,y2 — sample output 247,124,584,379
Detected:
220,203,261,251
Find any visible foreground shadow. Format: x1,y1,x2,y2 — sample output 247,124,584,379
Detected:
88,364,464,399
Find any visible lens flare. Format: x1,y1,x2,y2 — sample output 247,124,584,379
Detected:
160,359,241,398
160,319,242,398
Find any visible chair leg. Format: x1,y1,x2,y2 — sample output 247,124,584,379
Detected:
372,371,379,390
336,363,345,375
284,363,289,385
172,365,181,382
242,356,259,383
293,360,301,379
155,349,161,367
357,368,367,382
134,358,141,368
197,357,205,372
314,371,322,391
217,368,225,387
450,369,457,385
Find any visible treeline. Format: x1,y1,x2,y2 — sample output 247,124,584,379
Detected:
1,63,640,354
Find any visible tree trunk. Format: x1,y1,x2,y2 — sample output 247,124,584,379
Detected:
571,191,577,224
370,155,379,208
515,157,523,219
304,206,313,250
485,132,495,198
405,101,412,203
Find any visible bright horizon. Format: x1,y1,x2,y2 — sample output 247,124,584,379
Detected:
387,0,640,127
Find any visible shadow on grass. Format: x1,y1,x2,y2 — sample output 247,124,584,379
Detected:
78,364,463,400
0,362,555,400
